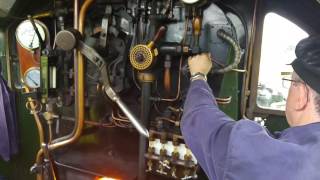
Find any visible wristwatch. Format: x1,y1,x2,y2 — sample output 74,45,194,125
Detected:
190,72,207,82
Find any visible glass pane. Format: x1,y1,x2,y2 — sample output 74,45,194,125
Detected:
257,13,308,110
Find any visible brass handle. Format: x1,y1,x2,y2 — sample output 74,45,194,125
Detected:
147,26,167,49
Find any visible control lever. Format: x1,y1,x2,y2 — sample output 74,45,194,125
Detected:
55,29,149,137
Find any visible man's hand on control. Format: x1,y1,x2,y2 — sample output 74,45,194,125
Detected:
188,53,212,76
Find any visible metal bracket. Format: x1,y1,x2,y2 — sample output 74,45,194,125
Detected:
99,5,112,48
77,41,106,71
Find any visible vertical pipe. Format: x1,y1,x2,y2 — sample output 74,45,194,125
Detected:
241,0,258,117
5,26,12,89
160,56,182,102
138,80,152,180
48,0,92,150
25,87,45,180
164,55,172,96
35,1,95,179
25,91,45,145
73,0,80,140
46,0,80,144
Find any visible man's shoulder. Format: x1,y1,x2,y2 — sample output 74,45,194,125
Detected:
224,121,320,180
232,119,269,134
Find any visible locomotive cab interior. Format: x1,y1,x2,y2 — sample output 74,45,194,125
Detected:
0,0,319,179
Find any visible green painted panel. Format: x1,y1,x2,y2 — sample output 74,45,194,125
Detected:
0,30,6,80
218,49,239,120
0,92,39,180
0,28,38,180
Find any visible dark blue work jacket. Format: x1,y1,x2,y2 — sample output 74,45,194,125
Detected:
181,80,320,180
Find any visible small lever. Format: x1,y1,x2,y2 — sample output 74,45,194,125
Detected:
192,16,202,54
147,26,167,49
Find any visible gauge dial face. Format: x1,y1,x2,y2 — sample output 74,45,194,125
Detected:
24,68,41,89
181,0,200,4
16,20,46,50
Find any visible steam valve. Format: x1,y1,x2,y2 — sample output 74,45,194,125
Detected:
130,26,167,71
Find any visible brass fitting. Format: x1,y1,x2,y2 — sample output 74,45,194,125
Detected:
130,44,158,71
138,72,155,83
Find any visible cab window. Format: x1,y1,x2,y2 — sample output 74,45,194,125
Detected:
257,12,308,110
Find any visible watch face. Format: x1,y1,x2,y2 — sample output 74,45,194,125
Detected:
24,68,41,89
16,20,46,50
181,0,200,4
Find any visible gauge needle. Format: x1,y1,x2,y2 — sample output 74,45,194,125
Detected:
27,76,39,86
29,33,36,48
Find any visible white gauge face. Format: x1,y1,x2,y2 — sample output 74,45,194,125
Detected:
24,68,41,89
182,0,200,4
16,20,46,50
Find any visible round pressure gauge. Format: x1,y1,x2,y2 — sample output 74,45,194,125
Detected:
16,20,46,50
181,0,201,4
24,68,41,89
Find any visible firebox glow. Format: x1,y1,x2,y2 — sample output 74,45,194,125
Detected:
96,177,119,180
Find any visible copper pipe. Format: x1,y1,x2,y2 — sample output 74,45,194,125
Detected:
117,109,129,120
160,56,182,102
28,103,44,146
32,11,53,19
163,68,171,94
155,117,179,126
164,58,171,96
25,88,45,180
160,16,188,102
35,149,44,180
25,88,45,146
49,0,92,150
112,112,131,123
34,0,81,176
35,0,93,177
48,122,53,143
61,116,115,128
49,0,80,144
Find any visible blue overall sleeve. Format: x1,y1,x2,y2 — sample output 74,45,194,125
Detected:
0,75,18,161
181,80,235,180
181,79,320,180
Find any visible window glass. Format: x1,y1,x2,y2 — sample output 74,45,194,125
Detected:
257,13,308,110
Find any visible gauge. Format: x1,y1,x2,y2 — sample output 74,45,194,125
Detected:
24,68,41,89
16,20,46,50
181,0,201,4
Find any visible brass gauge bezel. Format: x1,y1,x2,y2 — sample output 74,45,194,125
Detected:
23,67,41,89
15,19,46,50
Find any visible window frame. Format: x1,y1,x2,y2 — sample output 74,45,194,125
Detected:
245,12,309,118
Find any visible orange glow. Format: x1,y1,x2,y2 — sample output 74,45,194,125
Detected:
95,177,119,180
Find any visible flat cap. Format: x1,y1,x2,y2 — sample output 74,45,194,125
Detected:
291,35,320,94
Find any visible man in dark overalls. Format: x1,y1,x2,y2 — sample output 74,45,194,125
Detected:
181,35,320,180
